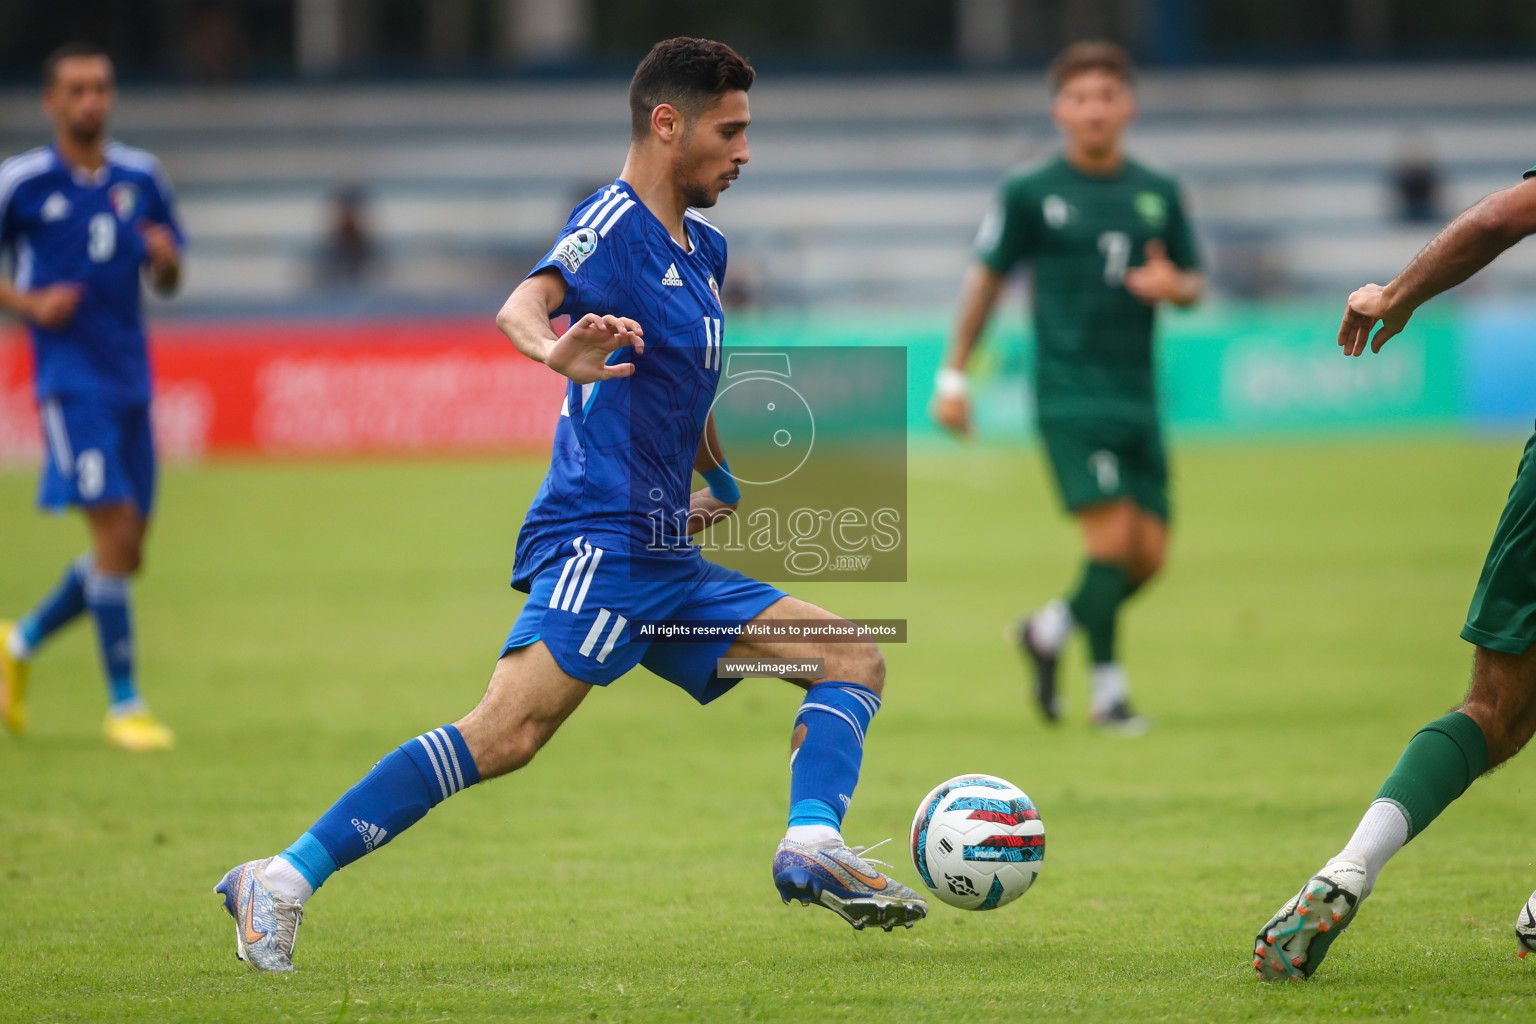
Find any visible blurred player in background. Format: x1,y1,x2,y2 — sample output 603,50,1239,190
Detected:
1256,167,1536,981
214,37,926,973
933,41,1203,732
0,43,183,751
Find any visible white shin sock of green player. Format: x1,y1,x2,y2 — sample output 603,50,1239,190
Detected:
1028,598,1074,654
1327,798,1409,896
1089,663,1129,715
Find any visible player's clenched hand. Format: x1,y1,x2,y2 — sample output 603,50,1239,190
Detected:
546,313,645,384
138,221,180,271
22,283,83,330
1338,283,1410,357
930,392,971,438
1123,239,1183,304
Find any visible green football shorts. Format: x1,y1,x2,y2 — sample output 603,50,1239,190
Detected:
1463,426,1536,655
1037,416,1170,522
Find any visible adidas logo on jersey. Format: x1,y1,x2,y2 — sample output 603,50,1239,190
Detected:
661,263,683,287
351,817,389,852
41,192,71,222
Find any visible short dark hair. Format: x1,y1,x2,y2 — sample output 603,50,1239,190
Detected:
1049,40,1134,93
629,37,755,142
43,41,111,88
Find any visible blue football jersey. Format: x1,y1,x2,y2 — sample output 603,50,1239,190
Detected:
0,141,184,405
512,179,729,590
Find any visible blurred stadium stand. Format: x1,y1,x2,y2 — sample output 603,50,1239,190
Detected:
7,2,1536,460
6,63,1536,312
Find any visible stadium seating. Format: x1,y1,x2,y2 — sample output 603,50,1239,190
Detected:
3,63,1536,311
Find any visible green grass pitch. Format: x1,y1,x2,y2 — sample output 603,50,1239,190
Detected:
4,437,1536,1022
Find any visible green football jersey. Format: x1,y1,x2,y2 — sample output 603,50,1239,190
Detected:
977,154,1200,423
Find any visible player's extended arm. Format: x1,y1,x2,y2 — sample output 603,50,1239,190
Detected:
495,268,645,383
0,277,82,330
688,411,739,536
1341,176,1536,356
931,263,1007,437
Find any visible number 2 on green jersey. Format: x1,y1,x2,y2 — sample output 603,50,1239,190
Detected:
1097,230,1130,286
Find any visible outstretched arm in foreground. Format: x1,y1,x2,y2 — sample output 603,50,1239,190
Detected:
1340,175,1536,356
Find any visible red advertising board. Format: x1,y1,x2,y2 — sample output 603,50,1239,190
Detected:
0,318,566,464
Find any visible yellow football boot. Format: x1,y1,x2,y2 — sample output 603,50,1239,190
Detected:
104,709,175,751
0,620,29,736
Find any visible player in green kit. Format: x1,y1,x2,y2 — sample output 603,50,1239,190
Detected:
1254,166,1536,981
933,41,1203,730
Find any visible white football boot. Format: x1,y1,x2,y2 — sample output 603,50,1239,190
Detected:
1254,860,1367,980
1516,889,1536,959
772,837,927,931
215,857,304,972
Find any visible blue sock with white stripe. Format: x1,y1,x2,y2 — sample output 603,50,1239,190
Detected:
787,681,881,833
84,565,140,714
275,725,480,898
14,553,92,658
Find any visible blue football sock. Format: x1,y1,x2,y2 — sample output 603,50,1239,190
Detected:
16,553,91,655
788,681,881,830
84,566,139,713
281,725,481,892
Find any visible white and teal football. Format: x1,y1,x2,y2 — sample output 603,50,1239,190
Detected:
909,774,1044,910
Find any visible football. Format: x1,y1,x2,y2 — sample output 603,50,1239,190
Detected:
910,774,1044,910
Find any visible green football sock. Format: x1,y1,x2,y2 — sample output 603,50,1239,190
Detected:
1067,560,1129,665
1375,711,1489,840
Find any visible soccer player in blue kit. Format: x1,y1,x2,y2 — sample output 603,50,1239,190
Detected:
0,44,182,752
215,37,926,972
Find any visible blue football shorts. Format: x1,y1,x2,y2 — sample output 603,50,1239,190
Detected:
36,397,156,517
502,532,786,703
